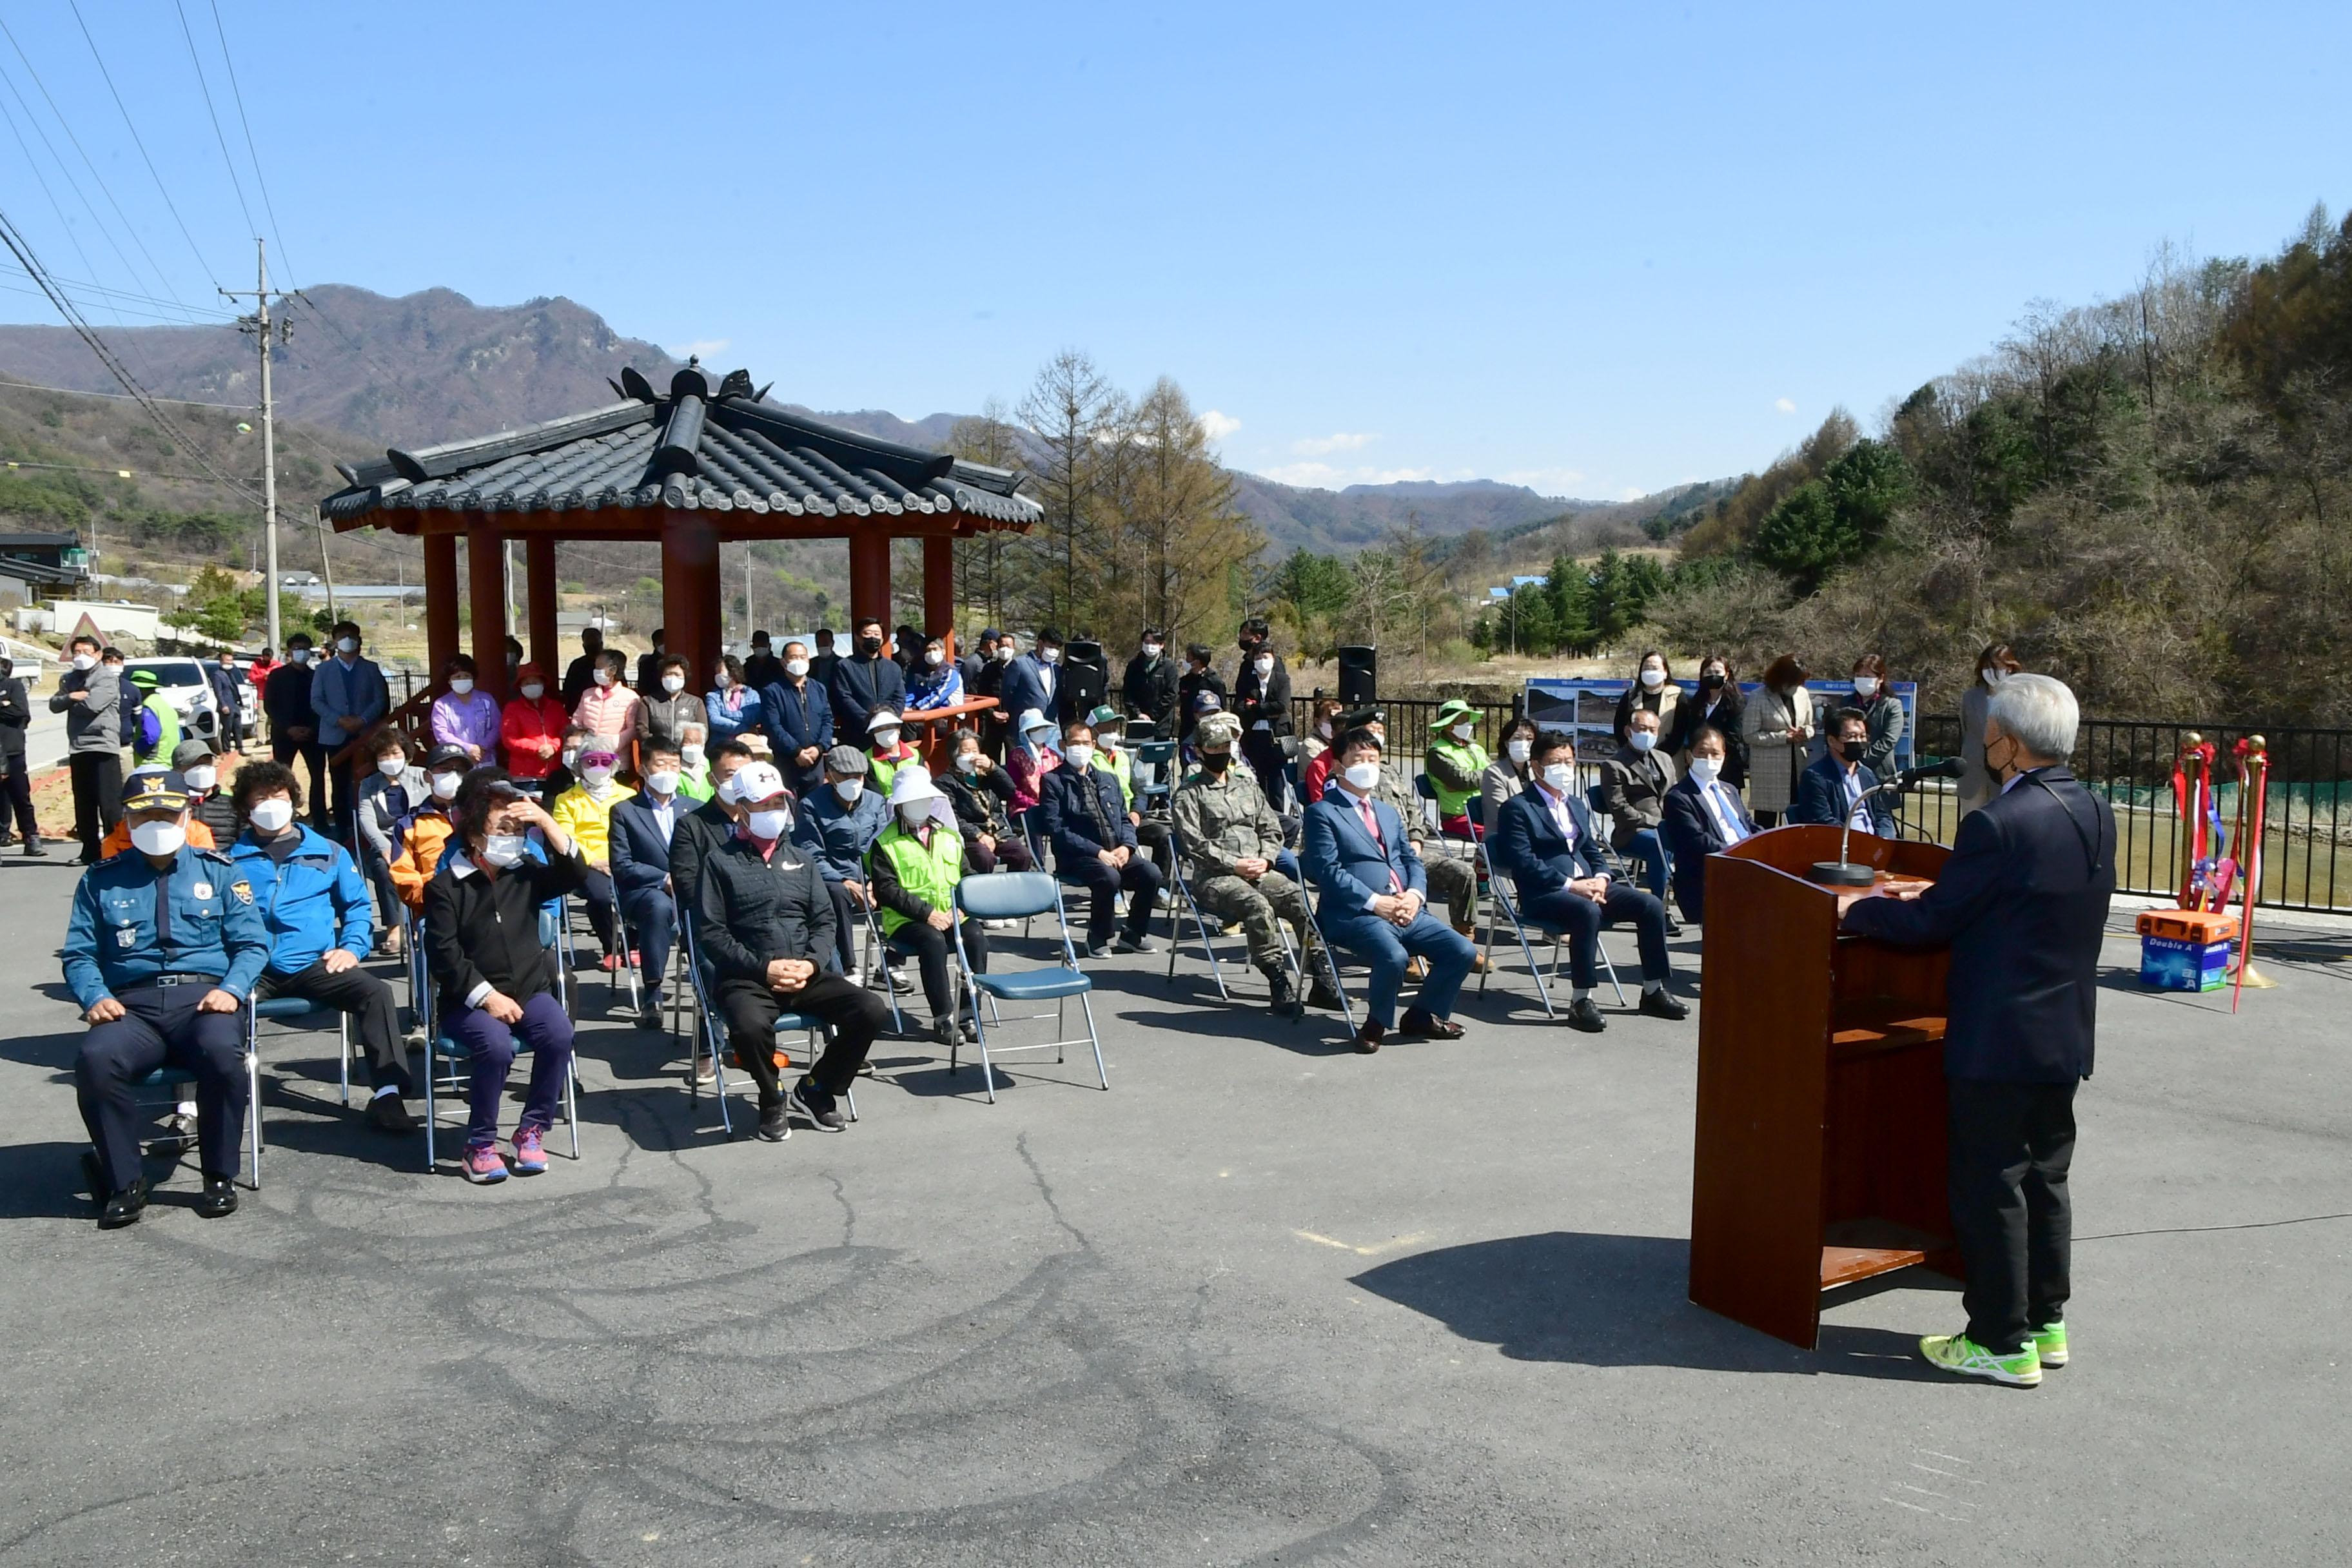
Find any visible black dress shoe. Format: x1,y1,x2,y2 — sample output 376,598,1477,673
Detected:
365,1093,418,1133
1398,1007,1464,1040
1640,988,1691,1021
1352,1021,1384,1054
22,839,45,858
1564,997,1607,1033
195,1175,239,1219
99,1180,149,1229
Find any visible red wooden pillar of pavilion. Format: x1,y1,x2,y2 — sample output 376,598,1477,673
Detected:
466,519,510,699
422,532,460,690
663,513,723,691
525,535,560,674
848,527,891,636
922,534,956,661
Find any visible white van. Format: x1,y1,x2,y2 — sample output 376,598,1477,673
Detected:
119,657,223,745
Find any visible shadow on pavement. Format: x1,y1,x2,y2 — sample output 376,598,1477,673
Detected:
1351,1230,1950,1380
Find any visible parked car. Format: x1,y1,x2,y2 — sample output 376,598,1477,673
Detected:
119,656,222,745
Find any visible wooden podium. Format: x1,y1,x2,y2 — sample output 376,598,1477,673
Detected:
1688,824,1958,1348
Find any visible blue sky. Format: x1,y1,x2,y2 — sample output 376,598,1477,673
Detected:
0,1,2344,500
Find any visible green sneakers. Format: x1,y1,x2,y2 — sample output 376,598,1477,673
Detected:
2032,1321,2068,1368
1919,1332,2043,1387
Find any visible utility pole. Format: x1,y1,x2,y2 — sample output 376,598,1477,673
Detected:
222,239,294,652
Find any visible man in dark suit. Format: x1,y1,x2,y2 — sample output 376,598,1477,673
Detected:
1231,618,1292,810
561,626,604,710
1038,718,1161,957
1491,729,1686,1034
997,629,1064,733
827,615,906,737
635,628,669,694
1793,707,1896,838
807,629,842,690
1658,723,1758,923
1840,674,2115,1388
264,633,328,828
608,736,689,1032
1302,727,1476,1052
1121,629,1179,733
759,640,834,794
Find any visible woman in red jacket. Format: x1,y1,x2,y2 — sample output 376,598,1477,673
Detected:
499,661,569,782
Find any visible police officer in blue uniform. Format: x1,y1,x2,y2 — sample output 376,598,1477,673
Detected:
63,770,270,1228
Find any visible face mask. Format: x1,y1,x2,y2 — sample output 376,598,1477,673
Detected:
1253,657,1274,677
520,682,545,701
925,650,945,667
1200,750,1232,774
1640,667,1666,689
1629,730,1658,752
713,670,734,690
1316,720,1333,740
714,773,741,804
1451,723,1475,743
1506,739,1531,765
449,677,475,695
248,796,295,833
646,769,681,797
899,805,932,828
681,745,705,768
1099,731,1122,752
480,834,527,869
1852,675,1881,697
785,659,810,678
1064,743,1095,771
182,765,217,793
377,756,406,777
1040,647,1061,665
71,652,96,672
593,669,614,688
130,819,186,856
561,749,579,769
872,728,902,749
997,645,1015,662
1701,671,1725,690
859,636,883,654
1689,756,1722,785
955,751,980,773
832,779,864,805
1981,667,2005,687
431,770,464,800
582,763,616,788
337,638,358,655
1542,762,1576,793
1028,729,1057,750
289,649,311,665
1342,761,1382,792
1142,643,1162,660
662,674,685,694
747,807,793,841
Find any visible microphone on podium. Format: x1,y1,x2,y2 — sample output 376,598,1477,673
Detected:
1808,756,1963,887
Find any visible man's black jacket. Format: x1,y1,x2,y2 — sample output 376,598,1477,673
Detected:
695,832,840,982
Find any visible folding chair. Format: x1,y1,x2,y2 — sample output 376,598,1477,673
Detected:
607,878,643,1015
951,872,1107,1102
1163,819,1303,1004
1475,830,1627,1017
416,909,583,1172
857,895,906,1034
248,992,352,1106
679,908,859,1139
83,1033,267,1197
1300,896,1358,1033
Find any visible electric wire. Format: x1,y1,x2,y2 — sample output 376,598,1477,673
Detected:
173,0,256,239
64,0,220,289
205,0,290,280
0,79,114,325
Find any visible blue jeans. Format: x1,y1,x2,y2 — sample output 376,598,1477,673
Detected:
1320,905,1476,1030
440,988,573,1148
1624,828,1671,903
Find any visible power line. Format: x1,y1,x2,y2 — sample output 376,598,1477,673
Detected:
0,262,237,319
0,76,114,325
172,0,255,239
65,0,220,289
0,369,255,410
205,0,290,281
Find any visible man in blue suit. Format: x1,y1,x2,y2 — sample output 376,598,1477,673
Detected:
1658,722,1759,924
1793,707,1896,838
609,736,690,1032
1491,730,1687,1034
1038,717,1161,957
997,628,1066,733
1302,728,1476,1053
758,639,834,794
1840,674,2115,1388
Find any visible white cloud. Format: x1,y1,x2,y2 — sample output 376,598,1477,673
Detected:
1618,485,1646,502
1774,397,1798,415
1291,431,1376,456
1260,461,1345,487
1252,462,1475,490
670,337,731,360
1500,466,1587,491
1199,409,1242,440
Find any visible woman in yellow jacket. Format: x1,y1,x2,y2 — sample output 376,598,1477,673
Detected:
549,740,636,968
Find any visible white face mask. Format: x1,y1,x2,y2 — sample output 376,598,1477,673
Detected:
1451,723,1475,743
662,674,685,694
520,682,545,701
337,638,358,655
955,750,980,772
1542,762,1576,793
646,769,681,797
1253,656,1275,677
561,749,579,768
130,818,187,856
925,650,945,667
1040,647,1061,665
289,649,312,665
832,778,863,805
431,770,463,801
581,763,616,788
713,670,733,690
71,652,96,672
872,727,901,749
448,676,475,695
1853,675,1881,697
996,645,1016,662
1629,730,1658,752
747,807,793,841
1688,756,1723,785
377,756,406,777
1981,667,2004,687
1064,743,1095,771
1640,666,1665,689
182,765,217,793
680,745,705,768
899,804,932,828
593,669,614,688
1342,761,1382,793
1028,729,1057,750
785,659,810,679
248,796,295,833
1506,739,1531,765
1142,643,1162,659
480,833,527,868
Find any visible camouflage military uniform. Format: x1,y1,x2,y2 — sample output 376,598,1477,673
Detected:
1171,758,1315,974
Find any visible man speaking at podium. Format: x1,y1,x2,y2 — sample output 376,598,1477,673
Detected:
1838,674,2115,1387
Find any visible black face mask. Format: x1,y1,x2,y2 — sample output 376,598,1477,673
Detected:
1841,738,1867,763
1701,673,1725,690
859,636,882,654
1200,750,1231,774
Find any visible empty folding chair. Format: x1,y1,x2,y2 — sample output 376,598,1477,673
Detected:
950,872,1107,1102
248,992,352,1108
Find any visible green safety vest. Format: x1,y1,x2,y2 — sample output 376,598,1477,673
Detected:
870,745,917,796
1426,736,1489,816
873,819,963,937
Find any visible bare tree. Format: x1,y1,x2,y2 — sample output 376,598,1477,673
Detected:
1016,351,1125,633
1108,377,1259,642
946,397,1026,629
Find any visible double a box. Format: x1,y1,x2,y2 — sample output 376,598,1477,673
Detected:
2135,908,2239,992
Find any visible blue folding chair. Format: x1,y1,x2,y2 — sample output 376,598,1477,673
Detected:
248,992,352,1108
83,1031,266,1197
678,907,858,1139
417,906,583,1172
1163,818,1302,1004
951,872,1107,1102
1300,895,1359,1034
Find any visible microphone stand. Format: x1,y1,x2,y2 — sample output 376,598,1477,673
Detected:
1807,758,1961,887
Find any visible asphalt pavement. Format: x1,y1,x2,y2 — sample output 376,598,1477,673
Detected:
0,861,2345,1566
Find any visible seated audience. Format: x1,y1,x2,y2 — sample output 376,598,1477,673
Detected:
870,768,989,1046
1659,723,1758,924
1039,718,1162,958
1794,706,1896,838
1172,712,1330,1015
1422,698,1489,839
674,720,715,801
1004,707,1062,819
941,727,1034,872
1601,706,1680,921
609,736,689,1032
792,744,888,978
669,740,755,919
355,729,426,954
388,745,471,915
1480,716,1538,841
549,740,636,969
865,709,921,795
